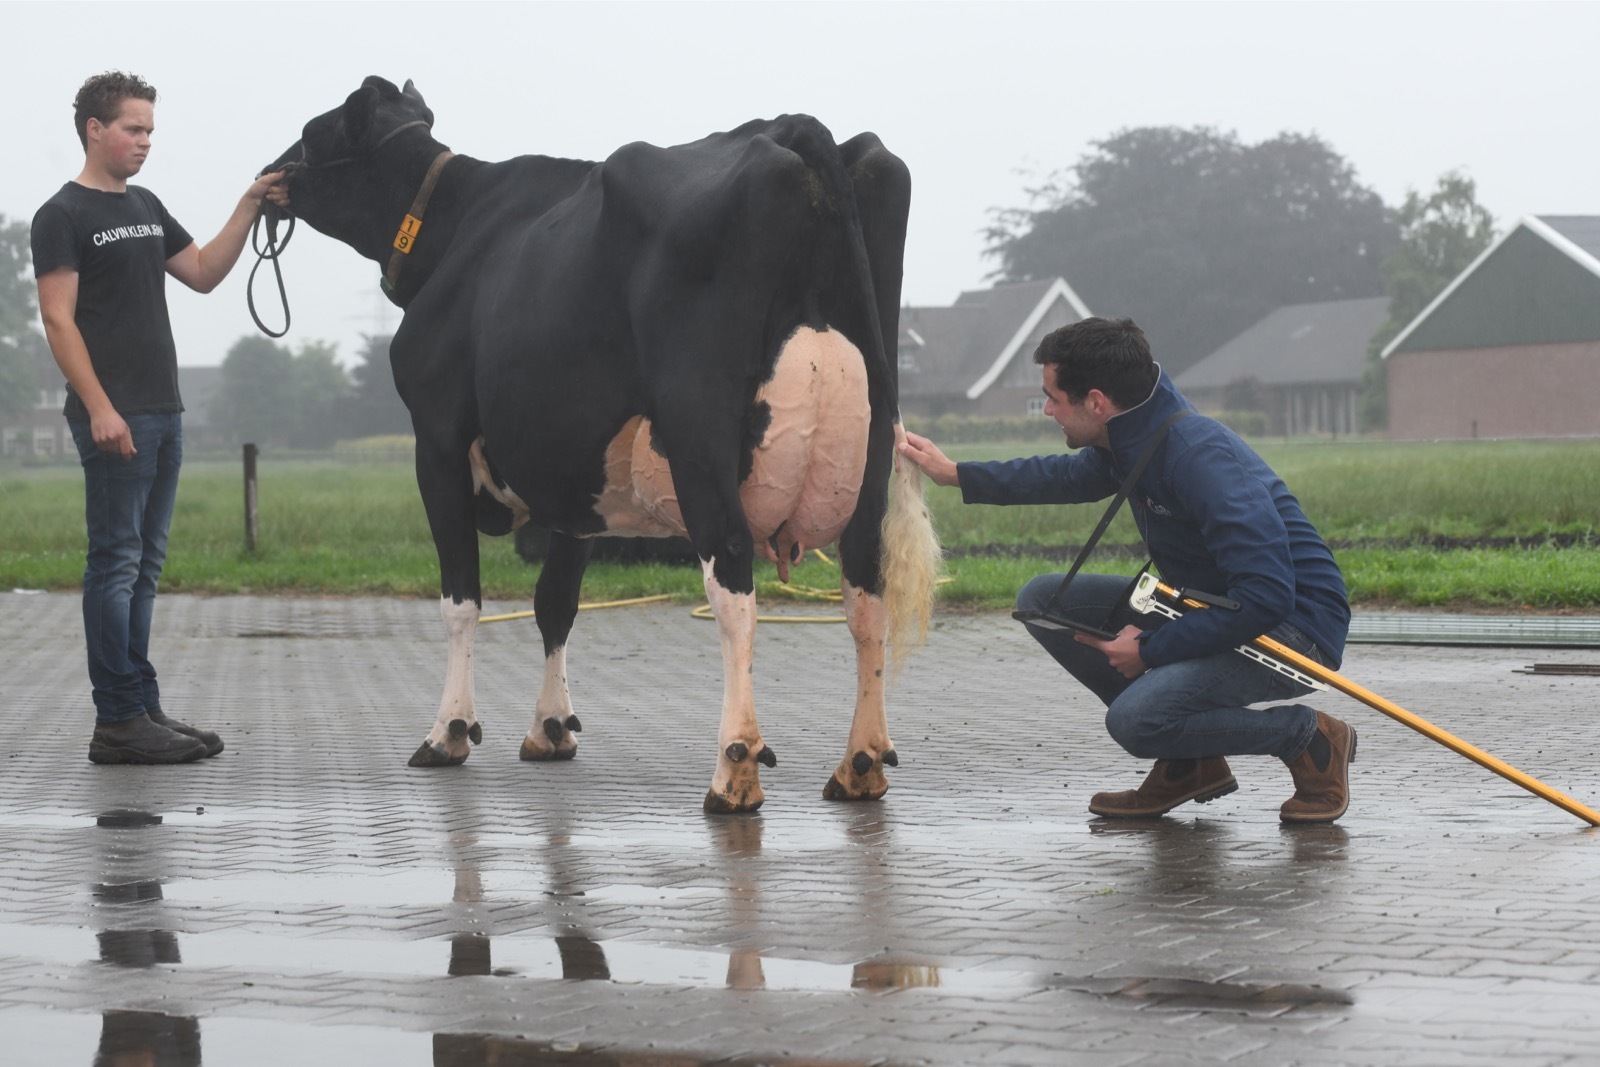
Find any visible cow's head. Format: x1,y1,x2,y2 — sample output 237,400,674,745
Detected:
264,76,440,259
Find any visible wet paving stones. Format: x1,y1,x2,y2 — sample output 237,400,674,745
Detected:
3,589,1600,1065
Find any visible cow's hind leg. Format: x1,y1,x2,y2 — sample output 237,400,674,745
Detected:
701,559,775,813
520,532,592,761
824,581,897,800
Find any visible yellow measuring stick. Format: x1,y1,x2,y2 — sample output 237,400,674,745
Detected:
1138,575,1600,827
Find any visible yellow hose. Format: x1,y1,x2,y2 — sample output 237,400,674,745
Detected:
480,593,673,624
486,548,946,629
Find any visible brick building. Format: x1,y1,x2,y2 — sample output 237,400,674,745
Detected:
1383,215,1600,440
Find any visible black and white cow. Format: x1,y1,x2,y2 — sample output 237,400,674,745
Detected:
265,77,941,812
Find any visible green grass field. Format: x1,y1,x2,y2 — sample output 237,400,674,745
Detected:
2,437,1596,610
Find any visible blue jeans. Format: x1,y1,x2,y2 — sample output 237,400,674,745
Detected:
1017,572,1325,762
68,413,183,724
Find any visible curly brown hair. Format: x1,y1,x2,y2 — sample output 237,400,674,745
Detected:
73,71,158,150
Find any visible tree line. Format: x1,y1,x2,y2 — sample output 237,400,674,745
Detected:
208,332,409,448
984,126,1496,429
3,125,1499,434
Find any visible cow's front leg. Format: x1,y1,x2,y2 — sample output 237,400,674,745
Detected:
407,435,485,768
702,559,776,813
409,596,484,766
520,644,580,761
520,533,591,761
824,581,896,801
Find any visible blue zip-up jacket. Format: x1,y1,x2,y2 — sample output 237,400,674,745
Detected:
958,370,1349,669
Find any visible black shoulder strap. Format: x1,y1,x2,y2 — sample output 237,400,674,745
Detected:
1044,409,1192,611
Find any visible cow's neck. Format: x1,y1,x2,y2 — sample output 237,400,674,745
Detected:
349,147,483,309
378,148,456,305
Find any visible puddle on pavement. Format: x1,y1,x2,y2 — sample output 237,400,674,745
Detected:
164,870,460,908
1,1006,893,1066
0,806,303,830
0,917,1030,996
479,817,1095,856
1048,974,1354,1016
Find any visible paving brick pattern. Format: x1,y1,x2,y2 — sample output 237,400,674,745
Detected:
3,589,1599,1065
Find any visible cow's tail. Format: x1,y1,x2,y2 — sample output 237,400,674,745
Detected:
882,421,944,676
788,118,939,670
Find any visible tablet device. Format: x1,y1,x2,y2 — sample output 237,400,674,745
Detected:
1010,609,1118,641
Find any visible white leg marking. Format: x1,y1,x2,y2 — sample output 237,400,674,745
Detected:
828,581,894,799
520,642,580,760
536,644,574,725
422,596,480,761
703,558,767,811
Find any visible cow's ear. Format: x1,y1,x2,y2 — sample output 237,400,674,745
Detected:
402,79,435,128
342,83,382,147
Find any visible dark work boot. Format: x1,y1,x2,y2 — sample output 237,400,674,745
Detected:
148,709,224,757
88,714,208,765
1280,710,1357,823
1088,757,1239,817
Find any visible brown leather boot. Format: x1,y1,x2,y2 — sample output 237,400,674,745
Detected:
1088,757,1238,817
1280,710,1357,823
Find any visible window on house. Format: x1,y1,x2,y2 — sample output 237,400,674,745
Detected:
1026,397,1046,416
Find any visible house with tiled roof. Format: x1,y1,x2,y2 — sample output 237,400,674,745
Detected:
1175,297,1387,437
1383,215,1600,440
896,278,1091,418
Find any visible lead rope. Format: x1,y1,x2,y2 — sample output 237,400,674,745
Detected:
247,203,296,338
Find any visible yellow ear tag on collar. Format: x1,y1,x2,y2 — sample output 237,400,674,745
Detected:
392,214,422,253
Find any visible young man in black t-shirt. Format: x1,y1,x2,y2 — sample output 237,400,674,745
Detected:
32,71,284,764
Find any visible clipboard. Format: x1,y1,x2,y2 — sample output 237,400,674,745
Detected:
1010,609,1118,641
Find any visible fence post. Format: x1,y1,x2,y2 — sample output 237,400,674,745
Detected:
243,443,259,552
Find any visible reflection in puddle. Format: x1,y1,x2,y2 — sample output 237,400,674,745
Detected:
165,870,457,908
2,1007,893,1067
98,928,181,968
95,809,164,829
94,1010,201,1067
0,806,300,830
1048,974,1354,1015
0,920,1027,996
580,883,720,905
93,879,165,905
433,1031,892,1066
555,934,611,982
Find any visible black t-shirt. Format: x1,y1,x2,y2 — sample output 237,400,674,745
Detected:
31,182,195,421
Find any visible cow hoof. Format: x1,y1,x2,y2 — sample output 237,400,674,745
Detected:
704,788,764,814
823,772,887,802
409,740,469,768
823,750,891,802
520,731,578,762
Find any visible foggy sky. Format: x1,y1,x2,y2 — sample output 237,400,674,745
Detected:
7,1,1597,369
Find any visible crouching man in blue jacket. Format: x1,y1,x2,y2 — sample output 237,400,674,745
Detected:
898,317,1357,822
